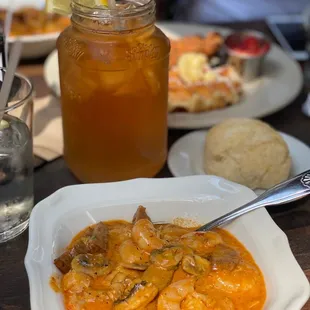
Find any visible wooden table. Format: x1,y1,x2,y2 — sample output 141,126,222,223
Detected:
0,21,309,310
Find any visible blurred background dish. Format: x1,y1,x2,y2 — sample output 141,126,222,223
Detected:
224,30,271,81
0,2,70,59
43,22,303,128
0,8,70,36
0,0,45,10
8,32,62,60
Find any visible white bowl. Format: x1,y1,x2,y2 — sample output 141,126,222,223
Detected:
24,176,310,310
9,33,60,60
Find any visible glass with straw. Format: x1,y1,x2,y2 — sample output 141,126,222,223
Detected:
0,41,34,243
57,0,170,183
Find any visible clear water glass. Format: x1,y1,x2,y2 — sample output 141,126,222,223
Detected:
0,70,33,243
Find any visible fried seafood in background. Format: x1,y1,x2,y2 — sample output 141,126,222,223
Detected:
168,32,243,113
0,7,70,36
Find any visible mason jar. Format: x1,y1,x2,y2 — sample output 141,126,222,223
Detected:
57,0,170,183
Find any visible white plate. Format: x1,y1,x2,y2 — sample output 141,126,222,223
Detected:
25,176,310,310
168,130,310,195
43,22,303,128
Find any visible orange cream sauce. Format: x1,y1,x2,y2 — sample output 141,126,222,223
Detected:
53,220,266,310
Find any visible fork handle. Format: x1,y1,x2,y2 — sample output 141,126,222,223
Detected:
197,170,310,231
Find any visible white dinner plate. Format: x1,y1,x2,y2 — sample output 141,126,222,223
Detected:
25,176,310,309
168,130,310,195
43,22,303,128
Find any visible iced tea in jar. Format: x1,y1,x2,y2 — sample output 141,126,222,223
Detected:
57,0,170,183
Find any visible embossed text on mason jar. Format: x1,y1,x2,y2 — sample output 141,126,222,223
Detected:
63,37,85,61
126,43,160,61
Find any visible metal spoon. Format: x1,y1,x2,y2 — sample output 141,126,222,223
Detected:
197,170,310,231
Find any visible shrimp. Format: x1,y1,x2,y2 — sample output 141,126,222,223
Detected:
195,263,262,296
132,218,165,253
91,266,141,290
114,280,158,310
181,254,211,276
71,253,112,278
84,272,136,303
179,231,223,255
181,292,235,310
202,32,224,56
181,292,209,309
62,270,91,293
157,278,195,310
64,271,135,309
106,272,135,301
119,239,150,270
181,36,204,53
108,222,132,244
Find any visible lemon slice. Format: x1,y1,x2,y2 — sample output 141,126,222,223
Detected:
46,0,109,15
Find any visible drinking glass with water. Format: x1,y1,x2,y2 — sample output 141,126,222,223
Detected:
0,69,33,243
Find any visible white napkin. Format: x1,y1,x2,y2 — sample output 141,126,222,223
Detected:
33,95,63,161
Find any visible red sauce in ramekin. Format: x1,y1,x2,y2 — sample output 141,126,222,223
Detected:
225,32,270,57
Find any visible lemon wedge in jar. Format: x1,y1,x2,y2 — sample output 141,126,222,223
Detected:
46,0,108,15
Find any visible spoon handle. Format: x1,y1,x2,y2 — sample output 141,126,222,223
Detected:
197,170,310,231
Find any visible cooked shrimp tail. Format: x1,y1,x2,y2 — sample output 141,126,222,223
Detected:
132,218,165,252
132,205,151,224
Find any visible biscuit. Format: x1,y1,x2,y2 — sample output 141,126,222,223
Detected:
204,118,291,189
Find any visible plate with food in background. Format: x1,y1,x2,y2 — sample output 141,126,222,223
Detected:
0,0,70,59
25,176,310,309
168,118,310,195
43,22,303,128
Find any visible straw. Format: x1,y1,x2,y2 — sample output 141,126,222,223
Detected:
0,35,5,81
107,0,123,31
108,0,117,9
0,40,22,122
4,3,14,66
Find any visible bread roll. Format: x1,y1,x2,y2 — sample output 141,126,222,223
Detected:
204,118,291,189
